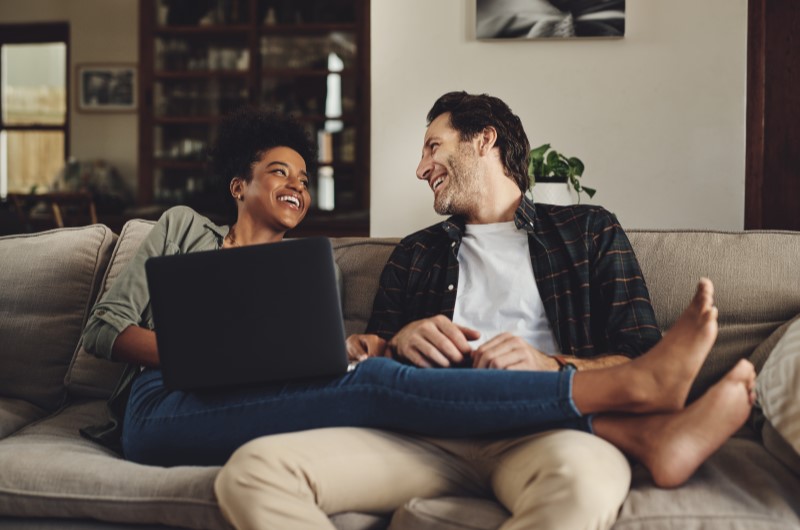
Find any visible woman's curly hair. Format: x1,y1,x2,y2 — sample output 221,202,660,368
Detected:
207,106,316,221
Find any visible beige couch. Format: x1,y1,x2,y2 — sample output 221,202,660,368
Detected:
1,219,799,530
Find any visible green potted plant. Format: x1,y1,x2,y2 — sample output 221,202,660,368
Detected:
528,143,596,204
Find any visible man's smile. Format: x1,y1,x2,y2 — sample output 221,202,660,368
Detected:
431,173,448,193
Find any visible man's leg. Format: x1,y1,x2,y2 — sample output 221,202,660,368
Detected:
214,427,484,530
489,430,630,530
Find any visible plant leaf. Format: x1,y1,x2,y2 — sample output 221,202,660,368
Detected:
553,159,569,178
528,144,593,195
528,157,544,178
529,144,550,160
568,157,585,176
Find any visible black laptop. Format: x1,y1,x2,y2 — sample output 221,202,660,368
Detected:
145,237,349,391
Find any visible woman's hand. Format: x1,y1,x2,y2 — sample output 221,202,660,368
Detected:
346,334,388,362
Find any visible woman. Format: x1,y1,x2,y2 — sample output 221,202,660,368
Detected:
82,107,754,489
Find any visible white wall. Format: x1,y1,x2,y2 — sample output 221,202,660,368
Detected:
0,0,747,229
0,0,138,196
370,0,748,236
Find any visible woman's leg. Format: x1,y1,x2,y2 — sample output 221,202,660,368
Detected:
593,358,756,488
121,358,586,466
122,279,727,467
123,282,717,465
574,278,719,415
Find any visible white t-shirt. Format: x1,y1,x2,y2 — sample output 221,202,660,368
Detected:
452,221,560,354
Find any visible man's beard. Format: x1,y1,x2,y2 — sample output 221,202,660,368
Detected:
433,144,485,217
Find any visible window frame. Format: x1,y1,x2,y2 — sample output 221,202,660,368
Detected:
0,22,70,195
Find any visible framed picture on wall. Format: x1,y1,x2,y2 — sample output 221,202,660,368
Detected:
76,63,137,112
477,0,625,39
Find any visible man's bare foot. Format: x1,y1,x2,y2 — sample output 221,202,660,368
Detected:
594,359,755,488
621,278,719,413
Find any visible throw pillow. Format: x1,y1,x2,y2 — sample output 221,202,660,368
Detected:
64,219,155,398
755,314,800,472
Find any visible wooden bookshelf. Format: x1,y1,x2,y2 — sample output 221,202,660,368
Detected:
139,0,370,236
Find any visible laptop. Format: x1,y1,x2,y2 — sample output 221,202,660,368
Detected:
145,236,349,391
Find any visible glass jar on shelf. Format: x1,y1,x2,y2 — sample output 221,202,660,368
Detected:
257,0,356,25
260,33,355,71
157,0,251,26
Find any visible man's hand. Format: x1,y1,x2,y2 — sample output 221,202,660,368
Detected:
472,333,559,371
388,315,480,368
346,334,388,362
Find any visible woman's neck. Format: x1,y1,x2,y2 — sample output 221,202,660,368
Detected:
227,218,285,247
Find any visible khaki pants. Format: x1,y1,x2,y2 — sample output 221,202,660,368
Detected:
214,427,630,530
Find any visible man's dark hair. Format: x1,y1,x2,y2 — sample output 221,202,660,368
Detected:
208,106,316,221
427,92,530,192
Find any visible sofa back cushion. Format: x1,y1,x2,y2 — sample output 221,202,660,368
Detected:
65,219,156,398
331,238,399,336
0,226,116,411
627,229,800,398
62,225,800,403
331,230,800,399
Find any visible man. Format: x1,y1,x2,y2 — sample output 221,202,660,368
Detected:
366,91,660,373
214,92,754,530
348,90,655,528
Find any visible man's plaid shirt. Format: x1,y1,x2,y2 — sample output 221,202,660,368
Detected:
366,197,662,359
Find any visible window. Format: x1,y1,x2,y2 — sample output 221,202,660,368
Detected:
0,23,68,198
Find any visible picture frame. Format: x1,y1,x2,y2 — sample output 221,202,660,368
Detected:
76,63,137,112
476,0,625,40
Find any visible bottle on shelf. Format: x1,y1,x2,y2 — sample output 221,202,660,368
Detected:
317,165,335,211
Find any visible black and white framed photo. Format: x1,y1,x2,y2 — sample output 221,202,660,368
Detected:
76,63,137,112
477,0,625,39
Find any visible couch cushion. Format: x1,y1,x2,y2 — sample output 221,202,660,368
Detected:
627,230,800,399
391,497,509,530
333,230,800,399
332,238,399,336
615,438,800,529
65,220,156,399
0,517,388,530
0,518,181,529
0,226,116,411
0,400,228,530
388,439,800,530
0,397,47,440
63,228,800,401
762,420,800,479
0,399,389,530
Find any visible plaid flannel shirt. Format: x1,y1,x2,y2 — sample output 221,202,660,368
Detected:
366,196,661,359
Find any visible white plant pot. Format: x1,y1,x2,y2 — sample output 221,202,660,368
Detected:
528,181,577,205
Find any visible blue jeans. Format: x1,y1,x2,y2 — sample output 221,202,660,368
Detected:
122,357,589,466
